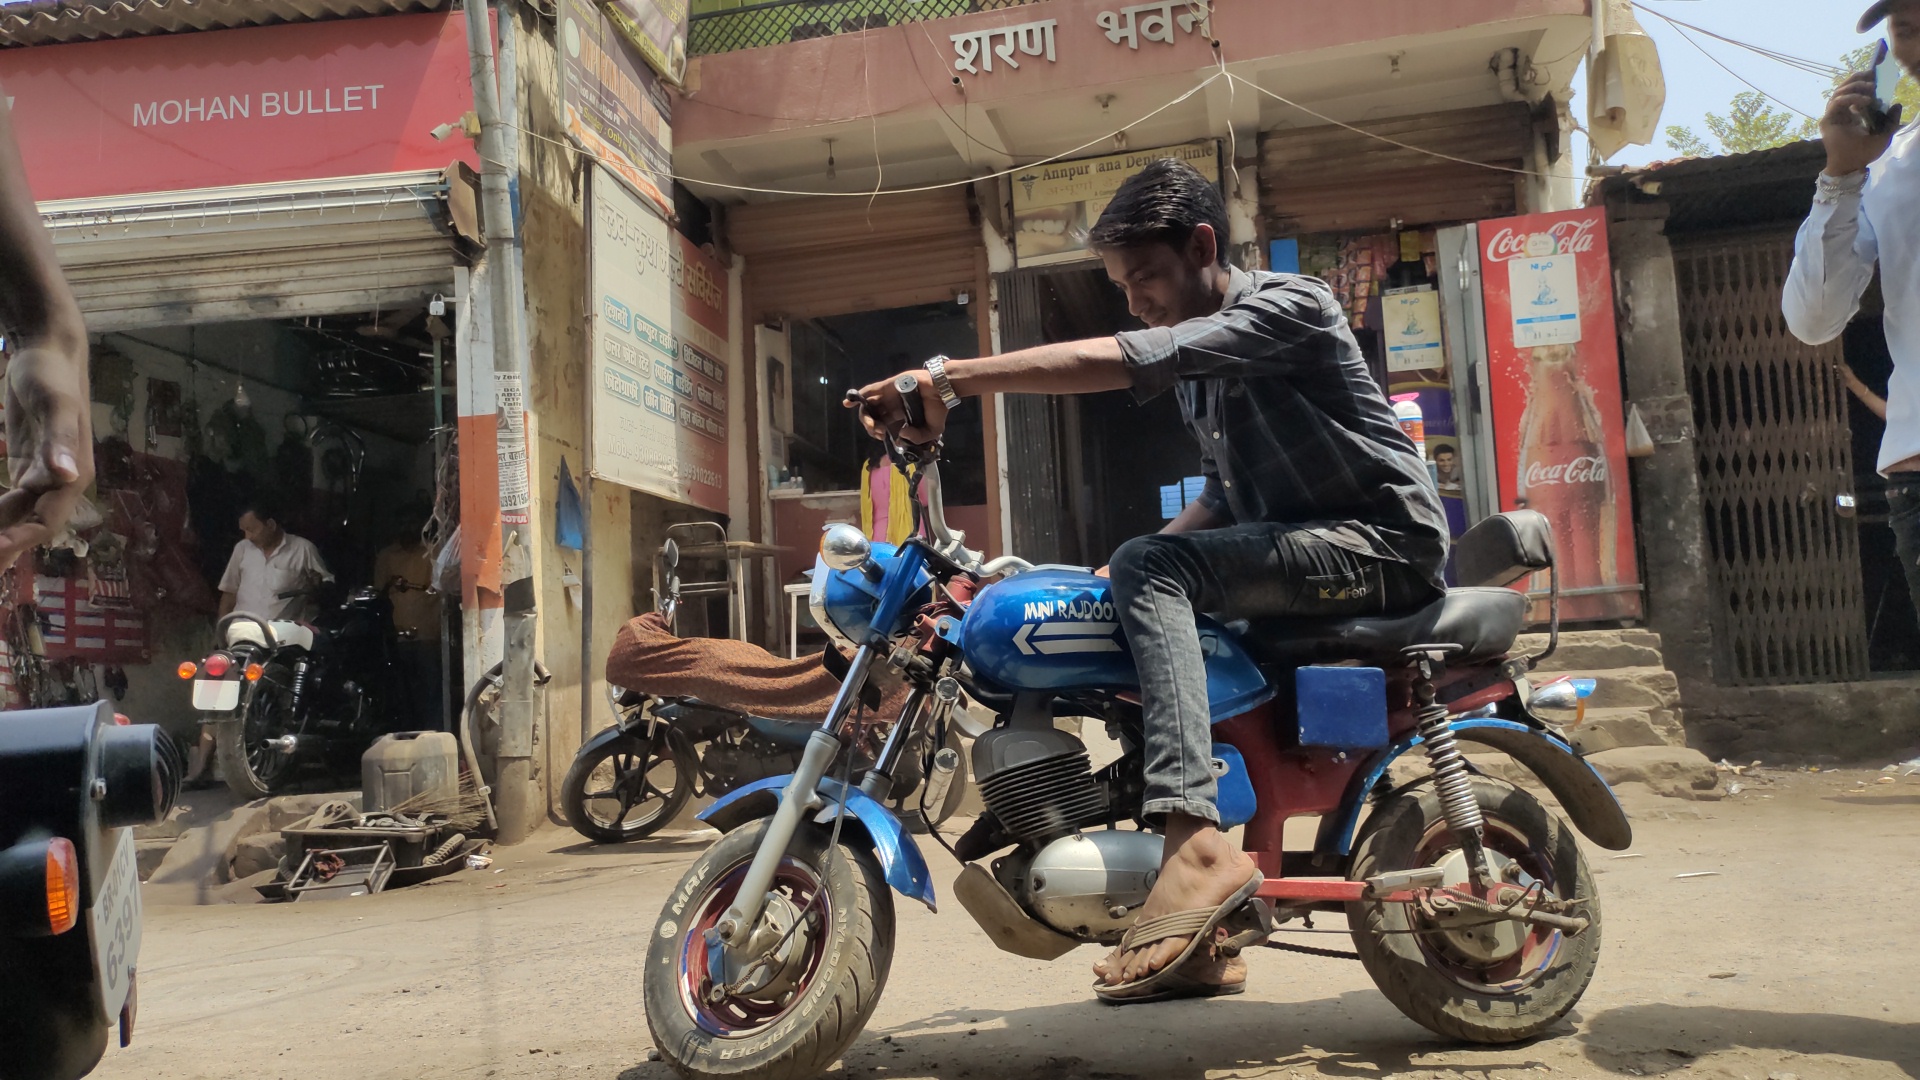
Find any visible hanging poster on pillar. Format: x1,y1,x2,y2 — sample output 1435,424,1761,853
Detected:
1478,208,1641,621
590,168,730,512
561,0,674,217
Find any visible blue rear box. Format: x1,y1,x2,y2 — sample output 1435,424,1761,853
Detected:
1295,666,1390,749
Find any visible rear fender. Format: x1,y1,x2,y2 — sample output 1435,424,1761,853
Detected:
1324,718,1633,855
698,775,937,911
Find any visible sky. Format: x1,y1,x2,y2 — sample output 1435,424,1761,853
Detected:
1575,0,1882,167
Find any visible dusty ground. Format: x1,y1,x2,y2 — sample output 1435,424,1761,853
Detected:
93,768,1920,1080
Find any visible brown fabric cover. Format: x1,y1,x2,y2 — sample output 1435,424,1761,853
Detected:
605,612,908,721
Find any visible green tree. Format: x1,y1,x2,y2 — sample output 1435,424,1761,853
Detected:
1664,91,1818,157
1661,44,1920,159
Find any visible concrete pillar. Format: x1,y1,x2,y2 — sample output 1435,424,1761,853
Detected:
1608,207,1715,687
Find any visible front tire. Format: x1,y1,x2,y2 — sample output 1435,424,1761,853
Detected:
1346,776,1601,1044
644,819,895,1080
561,730,697,843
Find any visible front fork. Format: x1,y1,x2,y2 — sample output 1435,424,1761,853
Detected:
712,643,879,951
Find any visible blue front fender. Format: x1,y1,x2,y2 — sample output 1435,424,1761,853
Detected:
698,775,938,911
1324,718,1633,856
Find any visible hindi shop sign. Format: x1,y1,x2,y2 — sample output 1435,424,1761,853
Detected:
563,0,674,218
0,12,480,203
590,168,730,512
1011,140,1218,267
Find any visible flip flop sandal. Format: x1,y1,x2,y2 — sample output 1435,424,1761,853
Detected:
1094,871,1272,1005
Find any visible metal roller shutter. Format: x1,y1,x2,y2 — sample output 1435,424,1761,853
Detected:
727,188,980,320
1260,103,1535,238
42,170,461,332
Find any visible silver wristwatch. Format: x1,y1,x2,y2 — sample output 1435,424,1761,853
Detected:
923,355,961,408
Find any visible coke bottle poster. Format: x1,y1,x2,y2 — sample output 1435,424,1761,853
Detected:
1478,208,1641,621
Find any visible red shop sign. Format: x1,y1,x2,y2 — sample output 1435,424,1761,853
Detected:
1479,207,1642,622
0,11,480,202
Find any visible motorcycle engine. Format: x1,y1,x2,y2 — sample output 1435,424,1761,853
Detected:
971,723,1108,848
970,720,1163,942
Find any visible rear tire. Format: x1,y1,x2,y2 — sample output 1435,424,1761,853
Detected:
561,731,697,843
644,819,895,1080
1346,776,1601,1044
218,661,302,800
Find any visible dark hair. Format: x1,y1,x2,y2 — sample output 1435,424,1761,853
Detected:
1087,157,1229,266
238,496,281,526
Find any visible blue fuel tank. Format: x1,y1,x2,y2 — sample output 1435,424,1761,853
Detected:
958,569,1272,721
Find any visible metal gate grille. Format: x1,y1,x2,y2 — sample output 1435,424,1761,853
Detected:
1672,230,1868,685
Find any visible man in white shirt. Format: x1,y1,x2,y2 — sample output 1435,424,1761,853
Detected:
217,500,332,622
185,500,332,785
1784,0,1920,617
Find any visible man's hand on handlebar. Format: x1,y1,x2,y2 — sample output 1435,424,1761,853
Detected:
845,368,948,447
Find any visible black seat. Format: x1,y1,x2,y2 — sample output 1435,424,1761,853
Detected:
1238,587,1528,667
1232,511,1552,668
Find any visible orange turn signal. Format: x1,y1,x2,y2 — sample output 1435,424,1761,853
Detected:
44,838,78,936
245,663,264,682
176,661,197,680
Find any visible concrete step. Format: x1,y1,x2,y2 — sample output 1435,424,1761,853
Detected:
1564,707,1679,755
1583,745,1725,800
1515,629,1666,673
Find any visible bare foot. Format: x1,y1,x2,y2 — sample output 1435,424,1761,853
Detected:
1094,815,1258,987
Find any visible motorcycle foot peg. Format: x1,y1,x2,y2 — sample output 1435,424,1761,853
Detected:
1214,898,1275,958
266,735,299,754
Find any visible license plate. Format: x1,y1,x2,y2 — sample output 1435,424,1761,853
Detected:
91,828,143,1026
193,678,241,712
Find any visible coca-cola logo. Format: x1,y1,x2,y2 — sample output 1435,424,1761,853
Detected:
1485,217,1600,263
1525,455,1608,487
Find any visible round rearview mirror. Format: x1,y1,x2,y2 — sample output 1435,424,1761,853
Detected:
662,538,679,571
820,523,872,572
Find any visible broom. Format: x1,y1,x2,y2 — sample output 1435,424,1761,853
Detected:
387,780,490,833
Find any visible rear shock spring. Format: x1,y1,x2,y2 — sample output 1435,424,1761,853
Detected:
1416,701,1485,837
287,658,310,711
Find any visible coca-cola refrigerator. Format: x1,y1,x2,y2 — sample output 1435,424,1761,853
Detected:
1435,208,1643,623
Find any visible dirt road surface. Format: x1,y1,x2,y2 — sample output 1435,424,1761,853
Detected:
94,770,1918,1080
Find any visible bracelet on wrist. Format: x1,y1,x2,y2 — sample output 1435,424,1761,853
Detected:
1815,168,1869,204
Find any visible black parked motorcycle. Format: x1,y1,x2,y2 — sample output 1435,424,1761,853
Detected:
185,585,417,799
561,687,967,844
560,536,968,844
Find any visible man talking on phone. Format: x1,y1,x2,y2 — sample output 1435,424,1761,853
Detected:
1784,0,1920,619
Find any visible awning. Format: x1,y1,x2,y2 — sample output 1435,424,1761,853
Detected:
43,171,464,332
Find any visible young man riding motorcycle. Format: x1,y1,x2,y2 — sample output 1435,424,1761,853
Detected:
850,158,1449,1003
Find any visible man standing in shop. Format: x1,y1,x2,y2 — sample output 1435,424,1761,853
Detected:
375,511,444,727
183,498,333,785
1784,0,1920,619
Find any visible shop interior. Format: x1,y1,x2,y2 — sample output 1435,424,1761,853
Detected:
770,301,990,630
7,310,460,736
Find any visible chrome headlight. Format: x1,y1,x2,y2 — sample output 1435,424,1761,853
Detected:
1528,677,1595,726
820,523,872,572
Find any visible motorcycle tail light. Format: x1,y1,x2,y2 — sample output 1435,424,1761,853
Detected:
176,661,197,680
245,663,264,682
44,838,78,936
113,713,130,726
203,653,231,678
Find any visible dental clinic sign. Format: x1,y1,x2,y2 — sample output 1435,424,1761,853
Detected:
0,12,479,202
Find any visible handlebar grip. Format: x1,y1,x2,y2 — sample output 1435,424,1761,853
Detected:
893,372,927,431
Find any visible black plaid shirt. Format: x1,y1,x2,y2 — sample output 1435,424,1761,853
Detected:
1116,268,1450,588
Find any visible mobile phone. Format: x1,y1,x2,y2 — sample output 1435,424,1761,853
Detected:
1869,39,1901,133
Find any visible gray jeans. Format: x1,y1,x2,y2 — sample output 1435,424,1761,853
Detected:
1107,523,1438,824
1889,479,1920,617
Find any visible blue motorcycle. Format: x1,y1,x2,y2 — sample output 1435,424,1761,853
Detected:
643,382,1625,1079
